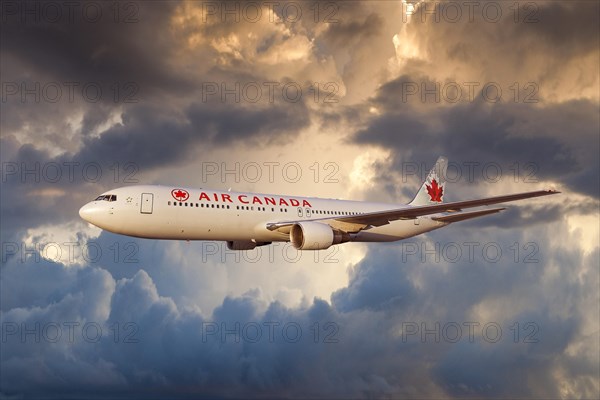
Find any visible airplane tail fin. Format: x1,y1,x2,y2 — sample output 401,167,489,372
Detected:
409,156,448,206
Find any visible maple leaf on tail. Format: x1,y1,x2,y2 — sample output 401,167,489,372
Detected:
426,179,443,202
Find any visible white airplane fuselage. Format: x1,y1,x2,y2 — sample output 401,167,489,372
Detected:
79,185,445,244
79,157,558,250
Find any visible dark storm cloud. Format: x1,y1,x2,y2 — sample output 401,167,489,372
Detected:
2,0,329,178
472,199,599,229
409,0,599,66
185,99,310,146
354,84,599,199
0,1,190,98
0,138,89,241
1,3,314,159
499,1,598,58
331,246,417,312
2,220,596,398
340,229,597,398
320,12,383,47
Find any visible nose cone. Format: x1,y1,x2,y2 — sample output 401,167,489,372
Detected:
79,203,92,222
79,203,101,225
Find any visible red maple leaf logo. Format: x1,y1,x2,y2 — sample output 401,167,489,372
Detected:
426,179,443,202
171,189,189,201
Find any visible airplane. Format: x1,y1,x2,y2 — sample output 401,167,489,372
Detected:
79,157,559,250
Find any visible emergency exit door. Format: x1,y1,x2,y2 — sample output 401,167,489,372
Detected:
141,193,154,214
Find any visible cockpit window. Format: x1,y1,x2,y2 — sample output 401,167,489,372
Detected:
94,194,117,202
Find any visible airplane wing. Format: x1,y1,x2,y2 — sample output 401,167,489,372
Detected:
266,189,559,234
431,207,505,223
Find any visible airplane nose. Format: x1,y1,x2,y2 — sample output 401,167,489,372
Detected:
79,203,100,224
79,203,91,222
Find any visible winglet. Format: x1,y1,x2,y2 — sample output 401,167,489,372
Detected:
409,156,448,206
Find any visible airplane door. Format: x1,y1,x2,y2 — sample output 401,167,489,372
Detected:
141,193,154,214
305,208,311,218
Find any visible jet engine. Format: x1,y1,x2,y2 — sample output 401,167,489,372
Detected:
290,222,350,250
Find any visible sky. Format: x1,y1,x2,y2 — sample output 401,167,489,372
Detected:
1,0,599,398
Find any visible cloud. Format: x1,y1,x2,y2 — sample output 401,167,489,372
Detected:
1,1,188,96
332,246,417,312
353,87,599,199
393,1,600,102
2,219,597,398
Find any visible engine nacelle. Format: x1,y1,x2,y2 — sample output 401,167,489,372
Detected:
290,222,350,250
226,240,271,250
